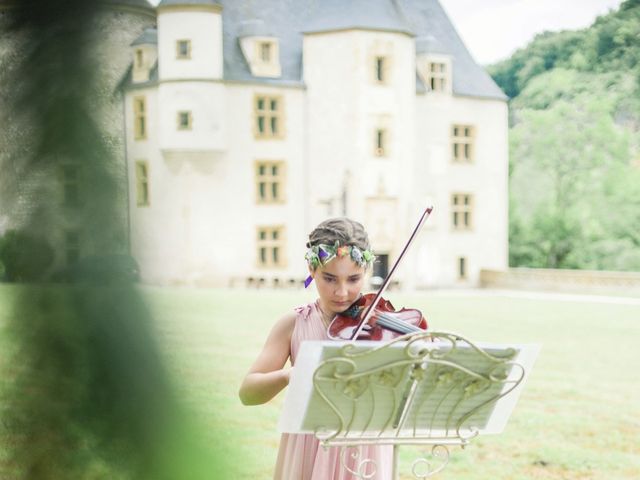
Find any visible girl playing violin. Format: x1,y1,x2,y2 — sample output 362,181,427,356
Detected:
239,217,393,479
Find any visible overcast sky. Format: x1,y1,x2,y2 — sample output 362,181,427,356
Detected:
148,0,625,65
439,0,625,64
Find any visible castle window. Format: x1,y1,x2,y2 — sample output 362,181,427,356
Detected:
135,160,150,207
374,128,387,157
452,125,474,163
458,256,467,279
242,37,281,77
135,48,144,68
451,193,473,230
375,56,387,83
428,62,448,92
257,226,286,268
133,96,146,140
259,41,273,63
256,160,285,204
61,164,80,207
65,230,80,266
177,111,192,130
254,95,283,139
176,39,191,59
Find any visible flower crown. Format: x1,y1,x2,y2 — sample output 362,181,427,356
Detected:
304,241,375,288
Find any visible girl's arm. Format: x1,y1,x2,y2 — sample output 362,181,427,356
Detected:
238,312,296,406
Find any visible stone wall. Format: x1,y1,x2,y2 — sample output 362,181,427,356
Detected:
480,268,640,296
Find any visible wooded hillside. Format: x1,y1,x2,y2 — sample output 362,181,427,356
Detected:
488,0,640,271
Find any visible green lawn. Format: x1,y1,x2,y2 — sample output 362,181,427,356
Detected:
2,285,640,479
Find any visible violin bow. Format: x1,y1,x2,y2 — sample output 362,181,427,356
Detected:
349,205,434,341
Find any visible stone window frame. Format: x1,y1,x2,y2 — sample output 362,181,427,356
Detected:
374,55,389,84
451,124,475,163
256,40,277,64
256,225,286,268
255,160,286,204
254,94,284,139
457,256,467,280
134,48,144,68
451,193,474,231
176,39,191,60
177,110,193,131
374,128,389,157
133,96,147,140
428,61,448,92
135,160,150,207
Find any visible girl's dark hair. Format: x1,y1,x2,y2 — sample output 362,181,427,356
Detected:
306,217,371,251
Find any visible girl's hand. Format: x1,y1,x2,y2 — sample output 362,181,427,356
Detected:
284,367,293,385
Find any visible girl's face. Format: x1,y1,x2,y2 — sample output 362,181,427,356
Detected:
311,255,366,316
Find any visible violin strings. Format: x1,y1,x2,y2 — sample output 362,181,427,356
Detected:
375,311,423,334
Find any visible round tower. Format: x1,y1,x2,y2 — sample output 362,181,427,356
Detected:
157,0,223,81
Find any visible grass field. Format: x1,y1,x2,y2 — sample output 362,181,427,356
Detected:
2,285,640,479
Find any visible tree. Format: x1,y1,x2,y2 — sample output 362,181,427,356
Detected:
0,229,54,282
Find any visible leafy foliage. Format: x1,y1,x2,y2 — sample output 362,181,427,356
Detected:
0,230,54,282
0,1,232,478
490,0,640,270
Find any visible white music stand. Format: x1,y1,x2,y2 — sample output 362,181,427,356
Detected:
279,332,539,479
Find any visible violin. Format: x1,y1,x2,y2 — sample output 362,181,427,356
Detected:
327,293,427,341
327,206,433,342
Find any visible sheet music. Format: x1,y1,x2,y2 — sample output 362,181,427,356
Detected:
278,338,539,439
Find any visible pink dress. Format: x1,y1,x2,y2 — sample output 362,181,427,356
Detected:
273,301,393,480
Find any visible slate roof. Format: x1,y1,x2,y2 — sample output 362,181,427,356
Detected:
302,0,414,36
416,35,449,55
214,0,506,99
120,0,504,99
131,27,157,46
399,0,506,99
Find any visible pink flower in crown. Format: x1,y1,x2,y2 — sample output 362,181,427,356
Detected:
336,246,350,258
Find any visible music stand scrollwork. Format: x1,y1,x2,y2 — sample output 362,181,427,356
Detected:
306,332,530,479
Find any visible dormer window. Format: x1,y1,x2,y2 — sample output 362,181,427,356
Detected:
135,48,144,68
417,53,452,95
240,31,281,78
429,62,448,92
259,41,273,63
176,40,191,60
130,28,157,84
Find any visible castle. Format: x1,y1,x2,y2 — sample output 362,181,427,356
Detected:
2,0,509,289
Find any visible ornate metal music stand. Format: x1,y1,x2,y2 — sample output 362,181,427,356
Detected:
279,332,539,479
